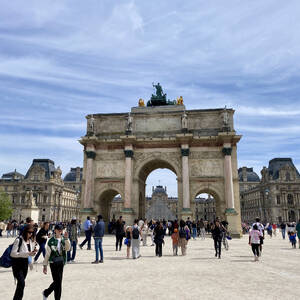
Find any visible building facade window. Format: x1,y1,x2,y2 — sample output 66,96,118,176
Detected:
287,194,294,205
276,195,280,205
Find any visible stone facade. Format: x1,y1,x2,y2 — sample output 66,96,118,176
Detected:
80,104,242,236
0,160,81,222
240,158,300,224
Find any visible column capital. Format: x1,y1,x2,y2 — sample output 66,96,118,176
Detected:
124,150,134,158
222,147,232,156
181,148,190,156
85,151,96,159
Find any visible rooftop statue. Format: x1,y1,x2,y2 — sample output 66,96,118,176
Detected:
147,83,175,106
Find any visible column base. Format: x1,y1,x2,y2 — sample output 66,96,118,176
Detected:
225,208,238,215
121,208,135,226
225,209,242,238
180,208,193,220
80,208,96,222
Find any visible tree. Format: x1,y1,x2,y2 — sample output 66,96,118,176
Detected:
0,189,13,221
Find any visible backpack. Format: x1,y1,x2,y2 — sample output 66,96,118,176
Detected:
179,228,186,238
132,227,139,239
0,238,22,268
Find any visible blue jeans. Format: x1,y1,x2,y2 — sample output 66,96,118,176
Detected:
94,238,103,262
192,228,197,239
282,230,286,239
67,240,77,261
34,241,46,262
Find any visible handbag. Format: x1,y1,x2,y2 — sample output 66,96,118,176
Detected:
124,238,129,245
52,256,64,265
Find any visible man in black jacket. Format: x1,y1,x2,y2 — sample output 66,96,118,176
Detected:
34,222,49,262
92,215,105,264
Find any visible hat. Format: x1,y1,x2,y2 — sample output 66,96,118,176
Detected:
54,224,63,231
72,216,77,220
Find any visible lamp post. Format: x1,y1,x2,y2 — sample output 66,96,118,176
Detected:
264,188,270,223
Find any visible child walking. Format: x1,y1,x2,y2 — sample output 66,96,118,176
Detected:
171,228,179,256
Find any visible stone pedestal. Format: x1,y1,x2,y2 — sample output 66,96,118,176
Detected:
80,208,96,223
21,207,40,223
121,208,135,226
226,209,242,238
180,208,193,221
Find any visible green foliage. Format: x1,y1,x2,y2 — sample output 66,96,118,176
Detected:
0,189,13,221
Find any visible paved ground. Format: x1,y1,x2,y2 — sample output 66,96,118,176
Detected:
0,233,300,300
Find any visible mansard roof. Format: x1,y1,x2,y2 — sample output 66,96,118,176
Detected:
268,158,300,180
64,167,83,182
238,167,260,182
25,159,56,180
1,170,24,181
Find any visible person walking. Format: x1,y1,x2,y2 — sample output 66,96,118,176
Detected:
199,218,206,240
10,224,37,300
272,223,277,237
280,222,286,239
192,221,197,240
67,218,78,263
154,221,164,257
252,218,265,255
178,220,190,256
42,224,70,300
131,219,141,259
296,220,300,249
249,224,263,261
171,228,179,256
115,216,125,251
34,222,49,263
211,220,223,259
79,216,92,250
92,215,105,264
141,219,148,246
125,226,132,259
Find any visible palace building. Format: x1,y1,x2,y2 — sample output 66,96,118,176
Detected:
240,158,300,224
0,159,81,222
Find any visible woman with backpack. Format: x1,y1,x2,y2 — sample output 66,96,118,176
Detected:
178,220,190,256
42,224,70,300
154,221,165,257
10,224,37,300
131,219,141,259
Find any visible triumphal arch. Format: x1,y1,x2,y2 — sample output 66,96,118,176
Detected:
80,84,242,236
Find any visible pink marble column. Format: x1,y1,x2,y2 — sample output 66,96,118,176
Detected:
222,144,235,212
181,145,190,210
84,144,95,209
124,145,133,209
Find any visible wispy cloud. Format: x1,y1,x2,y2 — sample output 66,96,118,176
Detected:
1,1,300,196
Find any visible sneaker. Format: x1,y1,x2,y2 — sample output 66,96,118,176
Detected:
99,260,103,263
42,291,47,300
79,245,83,250
91,261,99,264
70,260,75,264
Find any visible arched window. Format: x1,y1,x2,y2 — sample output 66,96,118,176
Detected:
287,194,294,205
276,195,280,205
286,172,291,181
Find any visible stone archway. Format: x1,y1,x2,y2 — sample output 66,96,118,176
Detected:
95,189,121,223
80,103,243,237
134,158,179,219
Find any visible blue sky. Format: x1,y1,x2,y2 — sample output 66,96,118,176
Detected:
0,1,300,197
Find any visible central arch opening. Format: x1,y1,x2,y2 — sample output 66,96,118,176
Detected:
137,159,179,220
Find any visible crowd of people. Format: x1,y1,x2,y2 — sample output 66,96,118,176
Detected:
1,216,300,299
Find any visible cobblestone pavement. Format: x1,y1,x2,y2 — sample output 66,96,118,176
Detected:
0,233,299,300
